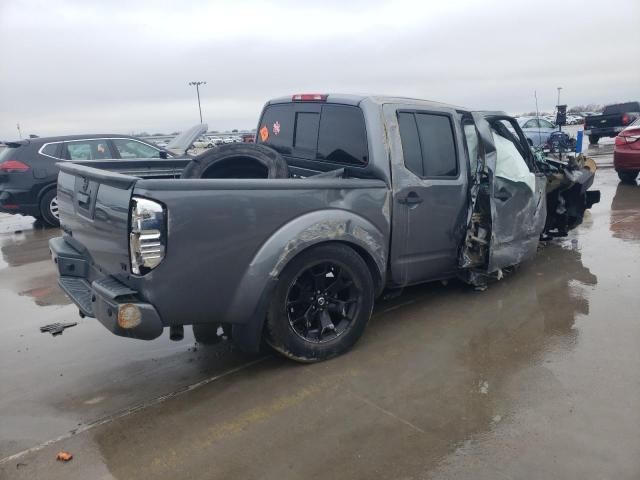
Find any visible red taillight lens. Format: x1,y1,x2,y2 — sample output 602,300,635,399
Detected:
292,94,328,102
616,135,640,146
622,114,630,125
0,160,30,172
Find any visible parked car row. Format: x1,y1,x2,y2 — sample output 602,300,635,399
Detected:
190,135,245,150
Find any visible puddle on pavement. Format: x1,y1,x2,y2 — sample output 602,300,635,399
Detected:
0,214,70,307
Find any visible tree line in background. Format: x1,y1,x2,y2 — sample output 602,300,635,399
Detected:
520,104,604,117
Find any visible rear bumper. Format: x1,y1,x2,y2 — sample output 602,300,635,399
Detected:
0,189,40,216
50,236,164,340
613,149,640,171
583,126,623,137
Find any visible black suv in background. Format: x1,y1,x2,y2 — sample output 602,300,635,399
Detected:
0,127,204,226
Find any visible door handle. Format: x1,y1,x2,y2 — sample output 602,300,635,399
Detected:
398,191,423,205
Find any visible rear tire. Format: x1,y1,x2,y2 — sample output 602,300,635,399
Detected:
618,171,639,184
181,143,288,179
588,135,600,145
266,243,374,363
39,189,60,227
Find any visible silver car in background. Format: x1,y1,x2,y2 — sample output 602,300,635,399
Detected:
517,116,557,147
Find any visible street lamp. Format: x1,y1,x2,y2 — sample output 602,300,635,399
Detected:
188,81,207,124
556,86,563,107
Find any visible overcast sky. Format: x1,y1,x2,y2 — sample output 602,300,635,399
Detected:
1,0,639,138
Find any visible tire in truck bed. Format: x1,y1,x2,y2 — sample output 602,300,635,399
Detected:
181,143,289,179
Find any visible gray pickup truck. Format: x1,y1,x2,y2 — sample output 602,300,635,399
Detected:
50,94,600,362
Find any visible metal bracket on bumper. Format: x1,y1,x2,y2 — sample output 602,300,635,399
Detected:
50,236,164,340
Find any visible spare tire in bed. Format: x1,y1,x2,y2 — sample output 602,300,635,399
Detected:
180,143,289,179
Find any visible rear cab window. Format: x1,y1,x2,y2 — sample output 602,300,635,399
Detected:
257,101,368,170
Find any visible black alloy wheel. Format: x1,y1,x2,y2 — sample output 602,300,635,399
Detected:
286,261,360,344
266,243,374,362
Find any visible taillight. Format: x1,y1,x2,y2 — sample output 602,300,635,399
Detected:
616,135,640,146
292,94,328,102
129,197,166,275
0,160,30,172
622,114,630,125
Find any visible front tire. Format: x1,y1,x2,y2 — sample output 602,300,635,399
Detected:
266,243,374,363
618,171,639,184
589,135,600,145
39,189,60,227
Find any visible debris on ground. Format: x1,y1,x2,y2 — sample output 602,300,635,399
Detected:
56,451,73,462
40,322,78,336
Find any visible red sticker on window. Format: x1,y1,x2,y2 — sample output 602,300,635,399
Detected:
259,125,269,142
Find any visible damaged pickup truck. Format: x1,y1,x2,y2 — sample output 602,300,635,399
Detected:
50,94,600,362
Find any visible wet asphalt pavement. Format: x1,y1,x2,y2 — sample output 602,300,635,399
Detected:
1,165,639,479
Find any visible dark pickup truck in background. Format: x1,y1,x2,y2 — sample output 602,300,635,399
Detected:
584,101,640,145
49,94,600,363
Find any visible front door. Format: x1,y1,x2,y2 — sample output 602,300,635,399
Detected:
387,105,469,286
472,114,547,272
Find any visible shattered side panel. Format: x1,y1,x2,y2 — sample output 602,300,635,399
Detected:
488,175,546,271
468,113,546,275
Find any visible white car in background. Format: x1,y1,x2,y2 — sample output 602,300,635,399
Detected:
192,136,215,149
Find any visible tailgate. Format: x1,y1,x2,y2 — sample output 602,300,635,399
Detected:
57,163,137,278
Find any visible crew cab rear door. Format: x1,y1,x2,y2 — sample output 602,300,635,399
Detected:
472,113,546,272
387,104,469,286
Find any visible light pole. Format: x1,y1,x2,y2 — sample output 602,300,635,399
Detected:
188,81,206,124
556,87,562,107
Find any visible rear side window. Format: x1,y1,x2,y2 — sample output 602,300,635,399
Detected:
398,112,458,178
66,140,113,160
317,105,368,166
113,139,161,159
40,143,61,159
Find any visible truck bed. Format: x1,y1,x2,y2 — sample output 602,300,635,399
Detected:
54,162,390,338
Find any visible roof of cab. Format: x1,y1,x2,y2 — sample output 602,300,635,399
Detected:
266,93,466,111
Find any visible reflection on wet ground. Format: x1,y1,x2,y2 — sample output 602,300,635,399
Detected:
1,169,639,479
0,217,70,307
610,182,640,243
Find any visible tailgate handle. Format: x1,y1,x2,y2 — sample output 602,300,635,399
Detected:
398,191,423,205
